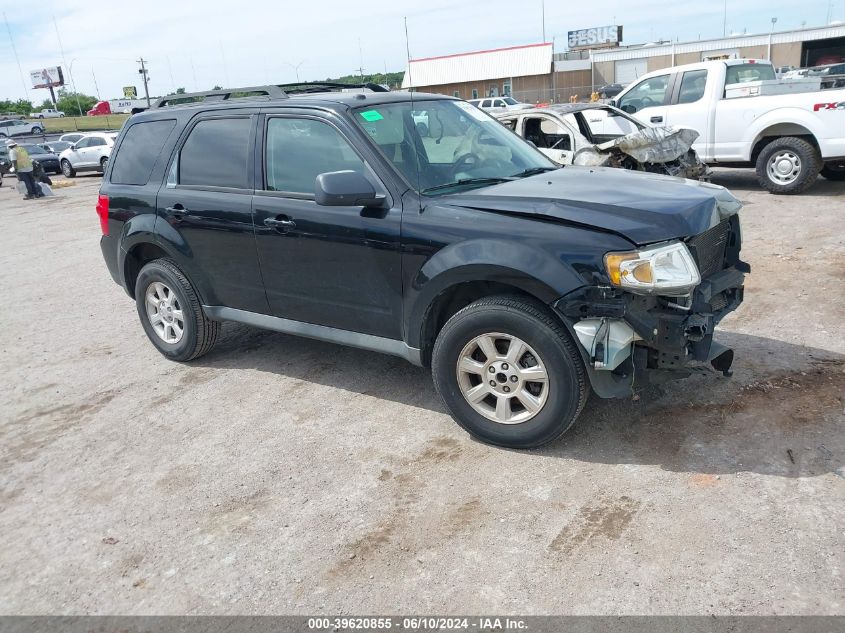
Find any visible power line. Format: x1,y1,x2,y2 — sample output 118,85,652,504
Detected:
3,12,31,100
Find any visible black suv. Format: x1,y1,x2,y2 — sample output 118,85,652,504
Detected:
98,83,748,448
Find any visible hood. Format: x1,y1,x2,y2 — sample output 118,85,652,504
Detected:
438,166,741,245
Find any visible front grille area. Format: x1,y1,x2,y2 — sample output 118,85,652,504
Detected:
688,218,731,279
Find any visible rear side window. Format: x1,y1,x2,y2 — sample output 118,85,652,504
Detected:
110,120,176,185
179,117,251,189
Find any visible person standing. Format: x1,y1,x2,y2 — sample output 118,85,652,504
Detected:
7,139,42,200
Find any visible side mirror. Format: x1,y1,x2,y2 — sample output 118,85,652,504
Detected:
69,144,77,151
315,171,385,208
608,99,617,107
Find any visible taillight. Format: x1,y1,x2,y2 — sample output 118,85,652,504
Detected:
96,194,109,235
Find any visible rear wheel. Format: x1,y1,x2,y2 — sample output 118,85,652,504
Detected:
755,136,821,194
60,159,76,177
432,295,588,448
135,259,219,362
820,160,845,181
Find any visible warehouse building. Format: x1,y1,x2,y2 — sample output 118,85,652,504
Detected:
592,24,845,86
401,42,592,104
402,24,845,103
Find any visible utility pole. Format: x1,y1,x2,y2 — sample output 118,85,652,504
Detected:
541,0,546,42
138,57,151,106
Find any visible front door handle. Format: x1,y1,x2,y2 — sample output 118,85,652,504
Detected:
650,116,664,123
264,217,296,230
165,204,187,216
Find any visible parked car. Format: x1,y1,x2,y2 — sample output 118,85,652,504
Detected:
597,83,625,98
46,140,73,154
19,143,60,174
0,119,44,137
495,103,709,179
59,133,86,144
468,96,532,112
59,132,117,176
611,58,845,193
31,108,65,118
808,62,845,89
97,84,747,449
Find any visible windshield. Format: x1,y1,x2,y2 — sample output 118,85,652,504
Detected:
353,99,555,195
502,97,518,105
21,144,48,155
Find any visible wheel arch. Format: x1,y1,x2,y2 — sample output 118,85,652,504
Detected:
122,241,172,299
747,117,821,164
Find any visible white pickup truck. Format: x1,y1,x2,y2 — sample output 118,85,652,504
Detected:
31,108,65,119
611,58,845,193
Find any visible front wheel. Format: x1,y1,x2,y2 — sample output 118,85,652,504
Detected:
61,159,76,177
820,160,845,181
432,295,588,448
755,137,821,194
31,126,43,134
99,156,108,171
135,259,220,362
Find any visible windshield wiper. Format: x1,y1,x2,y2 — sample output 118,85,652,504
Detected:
510,166,559,178
422,177,512,194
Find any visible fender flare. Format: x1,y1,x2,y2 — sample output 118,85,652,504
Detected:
742,108,822,161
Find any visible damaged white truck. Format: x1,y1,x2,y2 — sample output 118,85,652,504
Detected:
495,103,710,180
612,58,845,194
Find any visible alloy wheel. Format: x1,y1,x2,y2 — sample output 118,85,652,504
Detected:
767,151,802,185
456,332,549,424
144,281,185,344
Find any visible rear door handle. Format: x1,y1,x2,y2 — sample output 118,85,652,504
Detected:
165,204,187,216
650,116,664,123
264,217,296,230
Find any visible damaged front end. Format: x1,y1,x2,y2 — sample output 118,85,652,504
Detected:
554,212,748,398
573,126,711,181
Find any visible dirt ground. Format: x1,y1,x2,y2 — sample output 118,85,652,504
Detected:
0,170,843,615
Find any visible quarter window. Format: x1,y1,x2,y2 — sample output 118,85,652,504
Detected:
179,117,251,189
110,120,176,185
264,118,366,194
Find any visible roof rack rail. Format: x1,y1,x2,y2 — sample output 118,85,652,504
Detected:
276,81,390,93
154,85,289,108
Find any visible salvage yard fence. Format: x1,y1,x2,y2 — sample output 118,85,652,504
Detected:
511,85,608,105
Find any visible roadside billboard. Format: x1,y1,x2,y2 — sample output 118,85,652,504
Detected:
568,26,623,50
30,66,65,89
123,86,138,98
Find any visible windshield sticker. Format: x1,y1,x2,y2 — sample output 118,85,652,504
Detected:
454,101,488,121
359,110,384,122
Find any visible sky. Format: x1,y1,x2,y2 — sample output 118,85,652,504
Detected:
0,0,840,103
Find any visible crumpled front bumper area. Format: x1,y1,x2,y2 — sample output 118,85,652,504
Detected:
554,263,748,398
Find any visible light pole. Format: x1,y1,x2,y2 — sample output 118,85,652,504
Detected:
768,17,777,61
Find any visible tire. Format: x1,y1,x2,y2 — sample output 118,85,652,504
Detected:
31,127,43,134
820,160,845,181
100,156,108,171
60,159,76,177
135,259,220,362
755,136,821,194
431,295,588,448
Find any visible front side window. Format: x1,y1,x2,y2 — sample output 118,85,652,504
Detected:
677,69,708,104
353,99,554,195
264,118,366,194
524,117,571,150
88,137,107,147
618,74,670,113
110,119,176,185
481,100,492,108
179,117,251,189
75,138,91,149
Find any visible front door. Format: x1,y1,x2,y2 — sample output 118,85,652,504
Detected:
156,112,267,313
522,115,574,165
251,112,403,340
616,73,673,127
66,137,93,167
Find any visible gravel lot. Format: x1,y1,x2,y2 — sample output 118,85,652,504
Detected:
0,171,843,615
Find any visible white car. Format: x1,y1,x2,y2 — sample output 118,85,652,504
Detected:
0,118,45,137
31,109,65,119
59,132,118,177
468,96,532,112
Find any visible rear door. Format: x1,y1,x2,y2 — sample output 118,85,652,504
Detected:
156,110,268,313
663,68,711,151
251,109,403,339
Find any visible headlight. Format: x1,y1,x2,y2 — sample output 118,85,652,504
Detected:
604,241,701,296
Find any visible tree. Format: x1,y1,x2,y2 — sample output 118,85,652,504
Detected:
55,88,97,117
0,99,34,115
39,98,55,110
212,85,222,91
175,87,186,94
